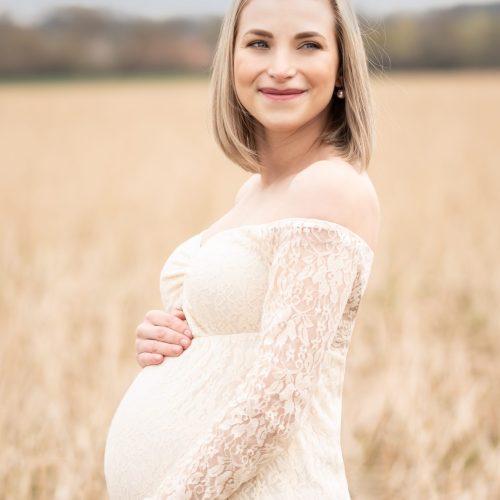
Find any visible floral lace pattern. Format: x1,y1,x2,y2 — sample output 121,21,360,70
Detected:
145,222,373,499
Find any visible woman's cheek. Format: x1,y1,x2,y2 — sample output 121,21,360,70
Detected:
234,56,258,85
234,66,257,108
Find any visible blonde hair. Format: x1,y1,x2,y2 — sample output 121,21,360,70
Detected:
208,0,375,172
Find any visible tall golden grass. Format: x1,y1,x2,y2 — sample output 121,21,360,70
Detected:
0,72,498,499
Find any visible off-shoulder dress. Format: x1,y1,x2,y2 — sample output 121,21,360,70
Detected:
104,217,374,500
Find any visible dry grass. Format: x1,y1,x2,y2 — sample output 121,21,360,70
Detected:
0,72,498,499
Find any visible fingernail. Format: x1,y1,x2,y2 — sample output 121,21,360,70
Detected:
181,338,189,347
184,329,192,339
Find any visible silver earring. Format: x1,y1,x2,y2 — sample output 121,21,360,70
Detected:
336,88,345,99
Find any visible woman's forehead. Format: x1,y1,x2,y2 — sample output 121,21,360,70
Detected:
237,0,335,37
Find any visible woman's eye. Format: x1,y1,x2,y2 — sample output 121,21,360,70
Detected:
302,42,321,50
248,40,321,49
248,40,268,49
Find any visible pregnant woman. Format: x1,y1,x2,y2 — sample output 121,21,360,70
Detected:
104,0,380,498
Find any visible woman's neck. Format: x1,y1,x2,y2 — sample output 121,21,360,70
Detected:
255,109,336,187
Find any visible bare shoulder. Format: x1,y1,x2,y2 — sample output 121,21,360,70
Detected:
234,173,260,205
290,159,381,251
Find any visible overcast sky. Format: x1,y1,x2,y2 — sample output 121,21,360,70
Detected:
1,0,498,25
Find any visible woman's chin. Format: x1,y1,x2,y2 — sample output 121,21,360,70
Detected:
257,119,304,134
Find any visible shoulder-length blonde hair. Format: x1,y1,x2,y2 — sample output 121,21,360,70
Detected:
208,0,374,172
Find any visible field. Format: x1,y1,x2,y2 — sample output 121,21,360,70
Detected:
0,72,499,499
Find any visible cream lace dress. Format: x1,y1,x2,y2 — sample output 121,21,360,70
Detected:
104,217,374,500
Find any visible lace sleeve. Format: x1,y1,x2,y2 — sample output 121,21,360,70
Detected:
147,224,363,500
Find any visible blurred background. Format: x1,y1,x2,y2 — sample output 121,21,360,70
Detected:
0,1,499,499
1,0,500,77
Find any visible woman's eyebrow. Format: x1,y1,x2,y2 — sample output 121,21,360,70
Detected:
243,29,326,41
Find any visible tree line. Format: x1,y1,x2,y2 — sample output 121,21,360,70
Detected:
0,3,499,78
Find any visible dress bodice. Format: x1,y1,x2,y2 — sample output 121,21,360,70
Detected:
160,217,374,349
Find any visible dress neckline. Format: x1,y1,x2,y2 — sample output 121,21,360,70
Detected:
198,216,375,256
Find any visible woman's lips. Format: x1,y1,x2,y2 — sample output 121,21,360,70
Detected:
259,90,306,101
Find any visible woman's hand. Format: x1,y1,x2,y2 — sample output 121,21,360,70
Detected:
135,306,193,368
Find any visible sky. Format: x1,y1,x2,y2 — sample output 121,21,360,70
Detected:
1,0,498,25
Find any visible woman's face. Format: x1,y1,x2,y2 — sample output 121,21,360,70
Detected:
233,0,341,134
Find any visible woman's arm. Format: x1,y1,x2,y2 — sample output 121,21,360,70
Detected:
148,223,364,499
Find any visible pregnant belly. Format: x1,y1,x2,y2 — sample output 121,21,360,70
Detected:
104,332,261,500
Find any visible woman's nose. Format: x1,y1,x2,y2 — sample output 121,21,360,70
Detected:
267,49,297,80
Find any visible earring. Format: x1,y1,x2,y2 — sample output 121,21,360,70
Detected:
336,88,345,99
